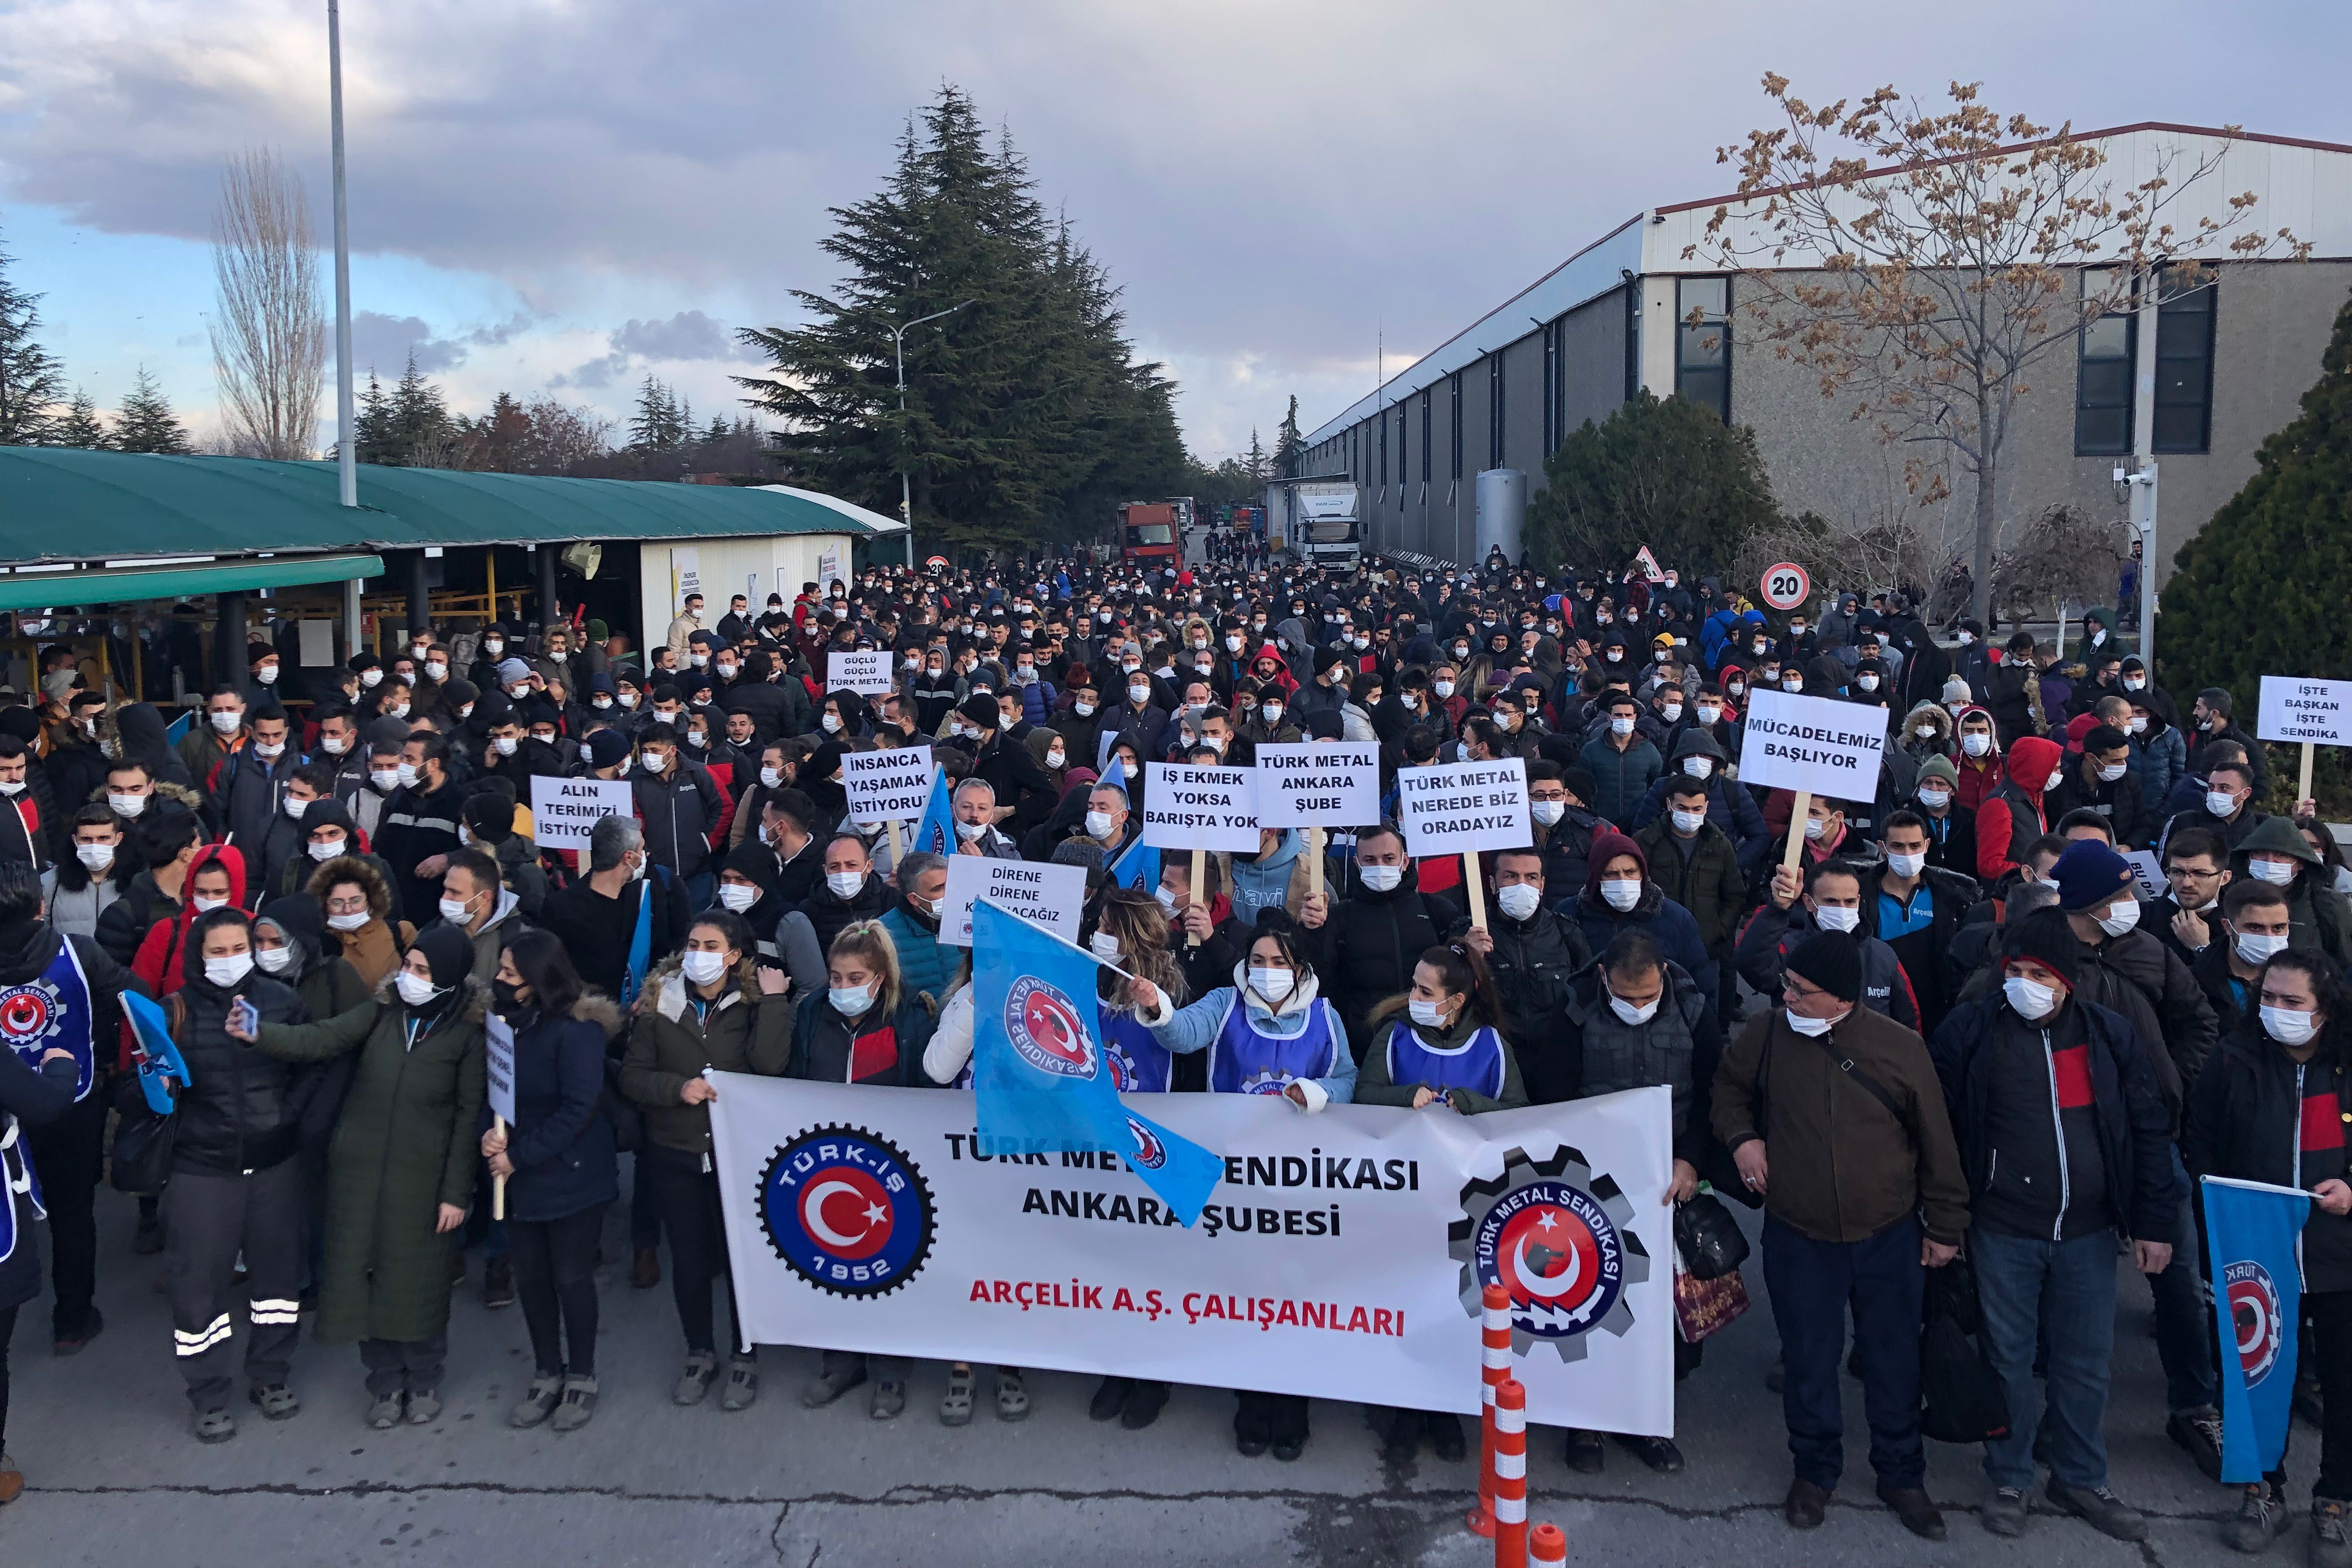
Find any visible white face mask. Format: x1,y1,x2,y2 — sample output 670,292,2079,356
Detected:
209,709,242,734
1088,930,1123,961
394,761,419,788
2004,974,2059,1020
327,909,370,931
1247,967,1294,1005
360,668,384,688
309,838,345,863
715,881,760,914
1696,705,1721,726
204,953,254,988
1812,904,1861,933
1084,810,1116,840
1600,878,1642,911
1670,808,1707,836
2043,770,2064,792
410,644,430,662
1914,724,1937,741
257,741,289,764
2250,857,2297,886
492,736,518,757
1408,996,1450,1029
1494,883,1542,922
394,970,443,1007
1433,680,1455,699
255,666,280,685
1608,716,1633,737
1261,704,1284,726
1359,863,1403,893
1128,682,1152,703
1803,816,1831,841
1153,884,1178,913
281,794,309,820
255,945,294,975
828,983,874,1016
1857,675,1879,692
2263,1005,2320,1047
1531,799,1565,825
826,870,866,900
483,639,504,657
953,818,988,843
1121,761,1139,780
1786,1008,1836,1037
640,750,670,774
1887,851,1926,878
681,949,730,986
1681,756,1713,780
1962,733,1991,757
1073,700,1097,718
690,652,709,668
438,895,475,925
425,662,447,681
75,842,114,870
2096,761,2128,783
2236,930,2290,965
108,791,147,817
369,767,400,792
2207,789,2242,819
191,894,229,915
1957,631,1974,645
821,712,842,733
1608,990,1660,1026
1917,786,1951,810
385,701,410,720
1660,703,1684,723
2097,899,2141,937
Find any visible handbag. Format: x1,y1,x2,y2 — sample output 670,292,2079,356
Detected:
109,1070,177,1195
1672,1255,1751,1343
1920,1254,2011,1444
1672,1191,1752,1282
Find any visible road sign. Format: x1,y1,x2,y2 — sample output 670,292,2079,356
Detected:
1632,545,1665,582
1759,562,1811,611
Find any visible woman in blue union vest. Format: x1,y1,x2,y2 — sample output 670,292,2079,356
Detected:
1133,911,1355,1462
1354,941,1527,1464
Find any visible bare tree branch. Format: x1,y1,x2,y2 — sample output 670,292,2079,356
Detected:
211,147,327,461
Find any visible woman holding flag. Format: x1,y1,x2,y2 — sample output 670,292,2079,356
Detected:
2186,949,2352,1562
1128,910,1355,1461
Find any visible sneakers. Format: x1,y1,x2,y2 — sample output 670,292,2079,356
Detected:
673,1354,719,1406
550,1376,598,1433
248,1383,299,1422
2046,1479,2147,1543
2170,1406,2225,1482
800,1360,866,1409
2227,1486,2291,1553
720,1358,760,1413
995,1369,1030,1423
509,1375,563,1429
870,1378,906,1420
52,1307,104,1357
192,1408,237,1445
2315,1499,2351,1568
365,1393,405,1430
1982,1487,2029,1537
943,1366,978,1427
404,1389,441,1425
630,1248,662,1290
482,1256,515,1310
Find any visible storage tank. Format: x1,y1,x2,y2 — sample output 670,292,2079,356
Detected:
1475,468,1527,566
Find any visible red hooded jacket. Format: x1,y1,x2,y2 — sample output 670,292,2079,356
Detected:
1973,736,2063,883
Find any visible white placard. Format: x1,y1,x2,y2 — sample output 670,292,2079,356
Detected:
297,619,334,667
1395,757,1531,857
671,546,701,601
817,546,845,594
2123,849,2166,904
827,649,894,696
484,1014,516,1125
1253,743,1381,828
841,748,934,824
1140,762,1261,852
939,855,1090,949
1735,688,1891,801
2259,676,2352,747
529,775,635,850
708,1076,1674,1435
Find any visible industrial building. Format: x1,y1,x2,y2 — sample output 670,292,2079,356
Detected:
1299,123,2352,582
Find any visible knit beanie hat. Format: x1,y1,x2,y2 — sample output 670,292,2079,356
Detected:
2051,839,2136,914
2001,908,2081,988
1916,754,1960,787
586,730,632,769
1784,931,1862,1003
410,922,476,990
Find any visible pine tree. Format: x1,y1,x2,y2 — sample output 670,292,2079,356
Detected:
52,388,108,450
0,235,64,444
1272,395,1306,477
629,375,686,452
2163,286,2352,723
112,367,192,454
388,350,453,466
354,370,401,465
1525,390,1784,573
1244,428,1269,481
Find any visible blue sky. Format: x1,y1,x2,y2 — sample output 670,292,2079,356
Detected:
2,0,2345,459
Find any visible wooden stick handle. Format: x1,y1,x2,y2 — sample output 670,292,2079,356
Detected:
2302,741,2317,806
886,816,904,868
1188,848,1206,947
1463,852,1488,931
1781,789,1812,876
1307,826,1325,902
491,1114,508,1222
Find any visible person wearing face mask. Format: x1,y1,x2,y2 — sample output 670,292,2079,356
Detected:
1947,706,2004,813
1711,930,1968,1538
1577,694,1664,825
1632,775,1746,1016
1620,732,1766,861
227,921,489,1431
1902,754,1978,877
1354,942,1527,1464
2186,950,2352,1555
2043,724,2154,850
372,733,468,924
2228,814,2352,969
800,832,888,956
1977,632,2048,750
1295,825,1462,1060
1740,857,1919,1030
251,893,372,1316
958,695,1056,836
423,848,529,985
626,723,726,910
176,684,249,789
876,852,953,1010
1130,914,1355,1460
132,844,249,1008
1450,845,1592,1065
152,905,314,1444
1866,809,1984,1039
1568,832,1718,1016
620,909,794,1412
1972,734,2066,887
1927,909,2180,1544
46,802,134,940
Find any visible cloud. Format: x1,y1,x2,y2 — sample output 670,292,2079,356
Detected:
551,309,751,388
349,310,463,376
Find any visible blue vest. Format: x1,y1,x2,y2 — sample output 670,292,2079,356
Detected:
1385,1021,1506,1099
1,939,95,1102
0,1114,44,1268
1100,1005,1171,1094
1209,993,1339,1096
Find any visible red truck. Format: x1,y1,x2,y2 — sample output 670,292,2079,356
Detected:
1118,502,1181,567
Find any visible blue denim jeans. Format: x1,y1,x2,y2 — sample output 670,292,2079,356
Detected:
1972,1224,2119,1491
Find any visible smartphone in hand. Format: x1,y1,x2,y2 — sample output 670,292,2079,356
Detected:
233,998,261,1037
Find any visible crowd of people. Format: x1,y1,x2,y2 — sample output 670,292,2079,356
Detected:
0,548,2345,1560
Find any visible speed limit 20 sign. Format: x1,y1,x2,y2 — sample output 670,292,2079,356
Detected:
1760,562,1811,611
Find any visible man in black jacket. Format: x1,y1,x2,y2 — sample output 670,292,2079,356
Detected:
631,723,726,905
1868,810,1982,1040
373,731,467,923
800,832,890,956
1455,846,1592,1054
1530,762,1608,901
1298,824,1461,1061
1929,909,2179,1543
962,695,1055,835
2046,725,2154,849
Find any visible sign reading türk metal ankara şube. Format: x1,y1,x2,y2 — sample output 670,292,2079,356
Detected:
1252,743,1380,828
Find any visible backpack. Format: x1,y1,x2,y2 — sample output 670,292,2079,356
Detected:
1920,1255,2012,1444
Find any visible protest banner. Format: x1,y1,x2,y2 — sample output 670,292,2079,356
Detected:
842,746,935,861
2258,676,2352,803
1395,758,1530,928
2123,849,2166,904
939,855,1088,947
709,1076,1674,1434
485,1014,516,1219
1142,761,1259,943
1254,743,1380,901
827,649,894,696
1736,690,1891,873
530,775,634,850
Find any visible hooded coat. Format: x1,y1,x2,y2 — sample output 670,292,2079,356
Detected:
2232,814,2352,968
1568,832,1718,1007
308,852,415,990
1974,735,2064,883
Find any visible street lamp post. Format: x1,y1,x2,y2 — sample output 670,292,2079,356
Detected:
892,300,974,568
328,0,360,656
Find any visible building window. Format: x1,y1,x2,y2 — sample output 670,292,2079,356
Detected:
1420,394,1432,491
2153,278,2216,454
1449,374,1464,482
1675,276,1730,422
2074,268,2135,456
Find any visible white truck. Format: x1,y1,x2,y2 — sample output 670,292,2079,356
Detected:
1289,480,1361,566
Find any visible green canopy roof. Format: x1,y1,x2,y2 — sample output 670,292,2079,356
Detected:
0,552,388,612
0,449,901,568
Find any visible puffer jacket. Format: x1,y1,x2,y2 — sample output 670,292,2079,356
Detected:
497,992,625,1223
1301,866,1462,1060
2070,924,2218,1114
1631,815,1746,953
789,989,939,1087
634,757,726,880
1974,736,2063,883
878,895,954,1007
802,868,890,957
166,953,312,1176
1447,905,1592,1054
620,954,794,1158
1546,960,1720,1170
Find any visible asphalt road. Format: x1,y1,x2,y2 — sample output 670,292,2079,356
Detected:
1,1178,2266,1567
